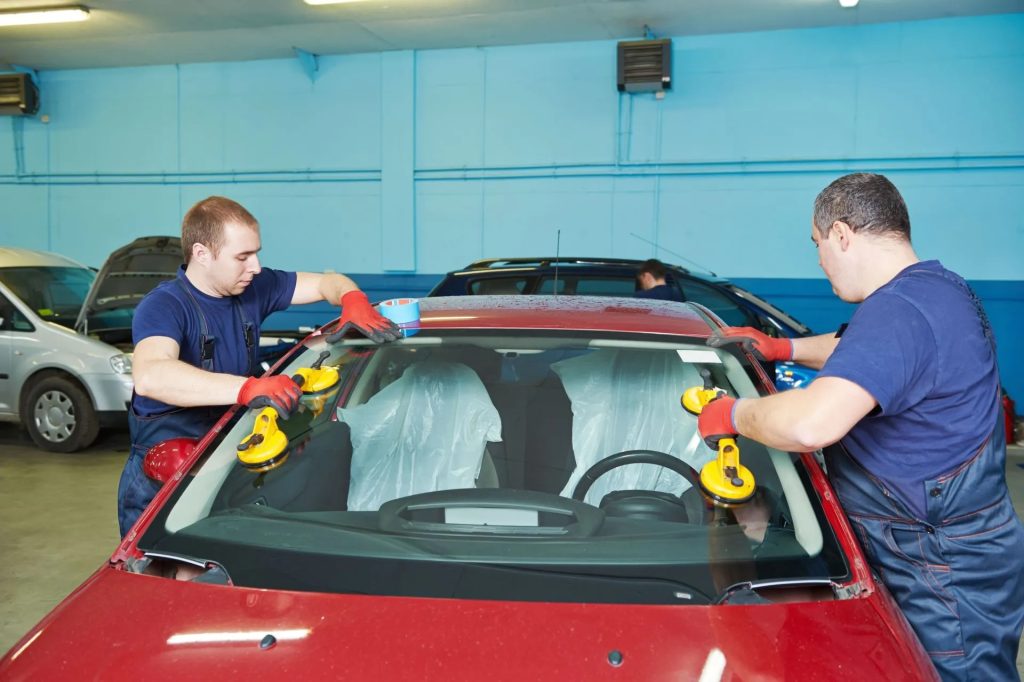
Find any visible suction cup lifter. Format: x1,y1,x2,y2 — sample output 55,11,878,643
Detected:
681,368,756,507
236,351,341,473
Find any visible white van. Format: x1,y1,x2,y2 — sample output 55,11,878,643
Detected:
0,237,181,452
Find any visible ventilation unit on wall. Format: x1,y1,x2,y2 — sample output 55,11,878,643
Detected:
617,38,672,93
0,73,40,116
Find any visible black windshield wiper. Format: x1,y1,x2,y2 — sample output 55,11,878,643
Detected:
715,578,835,605
467,563,715,605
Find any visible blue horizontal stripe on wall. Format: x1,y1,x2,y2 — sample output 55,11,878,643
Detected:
268,274,1024,416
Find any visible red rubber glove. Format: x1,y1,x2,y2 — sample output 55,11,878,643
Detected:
697,395,739,450
706,326,793,362
237,374,302,417
327,291,401,344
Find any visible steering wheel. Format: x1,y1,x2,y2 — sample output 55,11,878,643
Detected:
571,449,702,503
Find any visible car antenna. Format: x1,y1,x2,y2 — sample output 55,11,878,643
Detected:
553,229,561,296
629,232,717,277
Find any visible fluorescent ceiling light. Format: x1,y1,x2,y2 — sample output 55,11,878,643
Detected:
0,5,90,27
304,0,370,5
838,0,859,7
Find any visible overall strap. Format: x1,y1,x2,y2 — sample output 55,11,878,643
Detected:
174,278,215,372
232,295,258,377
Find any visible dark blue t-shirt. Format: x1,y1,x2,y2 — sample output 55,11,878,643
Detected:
132,265,297,417
817,260,1000,518
635,283,684,302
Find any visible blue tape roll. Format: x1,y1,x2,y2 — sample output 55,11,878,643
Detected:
380,298,420,325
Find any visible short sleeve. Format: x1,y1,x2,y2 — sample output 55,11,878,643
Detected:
132,288,187,346
818,292,937,416
251,268,297,319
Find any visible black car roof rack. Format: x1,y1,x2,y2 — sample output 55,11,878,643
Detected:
464,257,690,274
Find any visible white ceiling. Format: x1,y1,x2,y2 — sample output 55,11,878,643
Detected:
1,0,1022,71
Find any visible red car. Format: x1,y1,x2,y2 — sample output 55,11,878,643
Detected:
1,296,937,680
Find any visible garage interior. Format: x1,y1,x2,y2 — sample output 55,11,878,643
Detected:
1,0,1023,676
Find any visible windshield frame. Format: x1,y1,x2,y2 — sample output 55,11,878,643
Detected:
135,328,851,604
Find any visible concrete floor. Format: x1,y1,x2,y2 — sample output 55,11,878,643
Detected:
1,423,1023,674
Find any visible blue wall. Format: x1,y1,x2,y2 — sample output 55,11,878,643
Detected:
1,14,1022,404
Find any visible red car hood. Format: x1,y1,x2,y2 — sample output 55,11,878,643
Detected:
2,567,935,680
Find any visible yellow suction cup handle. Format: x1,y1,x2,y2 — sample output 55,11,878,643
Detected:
682,386,722,415
236,407,289,471
293,366,340,394
699,438,757,506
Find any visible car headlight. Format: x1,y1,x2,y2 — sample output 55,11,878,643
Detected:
110,354,133,375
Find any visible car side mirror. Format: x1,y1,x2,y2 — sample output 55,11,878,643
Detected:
143,438,198,484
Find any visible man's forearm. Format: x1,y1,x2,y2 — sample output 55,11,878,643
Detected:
134,359,247,407
731,376,876,452
790,332,841,370
320,273,360,303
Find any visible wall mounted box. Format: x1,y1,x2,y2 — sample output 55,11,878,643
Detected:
0,73,40,116
617,39,672,93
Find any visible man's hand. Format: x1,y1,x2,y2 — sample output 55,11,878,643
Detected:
697,395,739,450
707,327,793,362
237,375,303,416
327,291,401,344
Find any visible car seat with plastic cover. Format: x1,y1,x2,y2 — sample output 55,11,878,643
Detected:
339,359,503,511
553,349,715,507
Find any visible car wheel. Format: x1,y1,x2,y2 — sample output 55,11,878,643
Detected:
23,375,100,453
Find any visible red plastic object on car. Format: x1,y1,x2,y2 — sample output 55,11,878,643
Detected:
143,438,198,483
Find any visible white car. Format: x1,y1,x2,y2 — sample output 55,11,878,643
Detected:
0,237,181,452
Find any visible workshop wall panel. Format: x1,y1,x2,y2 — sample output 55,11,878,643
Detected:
177,55,383,173
46,185,181,266
42,67,179,175
0,186,48,251
1,12,1021,402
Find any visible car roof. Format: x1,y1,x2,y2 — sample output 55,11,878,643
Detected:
447,256,725,282
415,294,718,336
0,247,90,270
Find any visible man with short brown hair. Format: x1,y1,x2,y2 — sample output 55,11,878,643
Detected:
117,196,399,536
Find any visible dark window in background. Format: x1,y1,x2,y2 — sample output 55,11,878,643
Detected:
470,278,530,295
682,279,757,327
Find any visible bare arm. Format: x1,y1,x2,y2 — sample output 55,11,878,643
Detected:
291,272,360,306
132,336,248,407
732,376,876,452
789,332,842,370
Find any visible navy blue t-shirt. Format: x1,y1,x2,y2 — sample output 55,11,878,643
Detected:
635,283,684,302
817,260,1000,518
132,265,297,417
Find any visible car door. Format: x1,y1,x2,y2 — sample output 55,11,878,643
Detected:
0,291,34,416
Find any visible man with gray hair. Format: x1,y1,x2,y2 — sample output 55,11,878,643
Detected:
698,173,1024,679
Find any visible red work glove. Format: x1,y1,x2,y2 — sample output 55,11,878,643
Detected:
327,291,401,344
697,395,739,450
706,326,793,362
237,374,303,417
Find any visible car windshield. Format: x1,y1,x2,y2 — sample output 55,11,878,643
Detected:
0,266,94,326
141,329,847,605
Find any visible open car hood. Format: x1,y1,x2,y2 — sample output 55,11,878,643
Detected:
1,566,936,680
74,235,182,336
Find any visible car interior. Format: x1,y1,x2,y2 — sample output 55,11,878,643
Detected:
166,333,823,565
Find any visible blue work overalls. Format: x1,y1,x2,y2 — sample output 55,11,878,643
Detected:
117,280,258,537
825,408,1024,681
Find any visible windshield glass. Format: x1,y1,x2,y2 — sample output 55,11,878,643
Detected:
142,330,847,604
0,266,94,327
